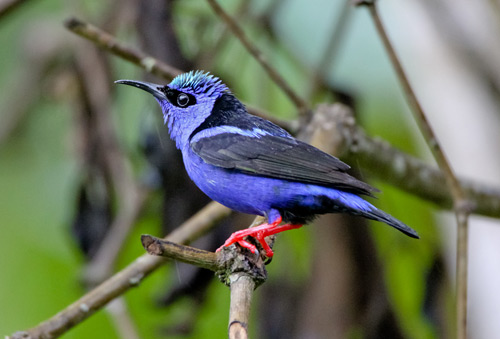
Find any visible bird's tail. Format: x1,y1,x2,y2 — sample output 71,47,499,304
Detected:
359,207,419,239
317,189,419,238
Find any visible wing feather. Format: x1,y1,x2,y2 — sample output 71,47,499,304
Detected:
191,133,377,196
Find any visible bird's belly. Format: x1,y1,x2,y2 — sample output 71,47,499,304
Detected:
183,152,278,215
182,149,374,219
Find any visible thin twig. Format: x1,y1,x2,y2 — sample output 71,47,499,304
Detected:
141,235,219,271
356,1,471,337
73,41,148,286
82,187,148,285
0,55,44,145
9,202,231,339
0,0,31,21
74,42,135,202
64,16,291,130
65,17,181,80
360,1,466,202
205,0,309,114
195,0,252,68
106,298,140,339
306,0,352,99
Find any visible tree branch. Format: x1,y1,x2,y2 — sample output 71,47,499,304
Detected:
141,235,219,271
82,187,148,286
65,17,181,80
141,230,267,339
9,202,231,339
228,274,254,339
314,103,500,218
106,298,140,339
306,0,352,99
64,16,293,131
356,2,470,336
0,0,31,21
72,40,149,286
205,0,309,114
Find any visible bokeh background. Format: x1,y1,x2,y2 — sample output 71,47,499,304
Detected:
1,0,500,338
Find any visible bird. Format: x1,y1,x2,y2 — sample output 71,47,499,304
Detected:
116,70,419,257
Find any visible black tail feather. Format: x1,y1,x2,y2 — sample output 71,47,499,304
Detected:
360,208,419,239
279,196,420,239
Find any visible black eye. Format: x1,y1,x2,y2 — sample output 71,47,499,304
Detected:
163,87,196,107
177,93,190,107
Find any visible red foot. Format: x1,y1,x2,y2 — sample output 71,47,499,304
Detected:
216,216,303,257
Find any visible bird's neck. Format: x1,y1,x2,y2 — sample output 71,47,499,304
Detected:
162,99,217,150
167,114,189,150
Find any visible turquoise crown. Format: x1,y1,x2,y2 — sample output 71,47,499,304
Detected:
170,70,230,97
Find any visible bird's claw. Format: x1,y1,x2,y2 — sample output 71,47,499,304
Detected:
216,218,303,258
216,240,257,254
216,236,264,256
216,226,275,257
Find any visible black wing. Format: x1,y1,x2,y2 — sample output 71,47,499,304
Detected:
191,132,378,196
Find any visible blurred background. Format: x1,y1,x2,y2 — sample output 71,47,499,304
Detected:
1,0,500,338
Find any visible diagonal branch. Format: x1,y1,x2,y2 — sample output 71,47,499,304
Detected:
0,0,31,21
72,40,147,286
65,17,181,80
355,2,471,337
205,0,309,113
306,0,353,99
9,202,231,339
314,103,500,218
359,1,466,203
64,16,293,131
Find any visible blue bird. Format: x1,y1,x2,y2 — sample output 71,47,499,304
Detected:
116,71,419,257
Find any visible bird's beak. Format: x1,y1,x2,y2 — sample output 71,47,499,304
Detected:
115,80,166,100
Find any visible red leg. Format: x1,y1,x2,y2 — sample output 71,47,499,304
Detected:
216,216,303,257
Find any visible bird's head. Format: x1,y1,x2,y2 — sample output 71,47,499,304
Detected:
116,70,230,149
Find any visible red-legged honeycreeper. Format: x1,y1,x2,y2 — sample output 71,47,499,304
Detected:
116,71,419,257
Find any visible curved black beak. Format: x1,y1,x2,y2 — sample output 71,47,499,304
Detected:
115,80,166,100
